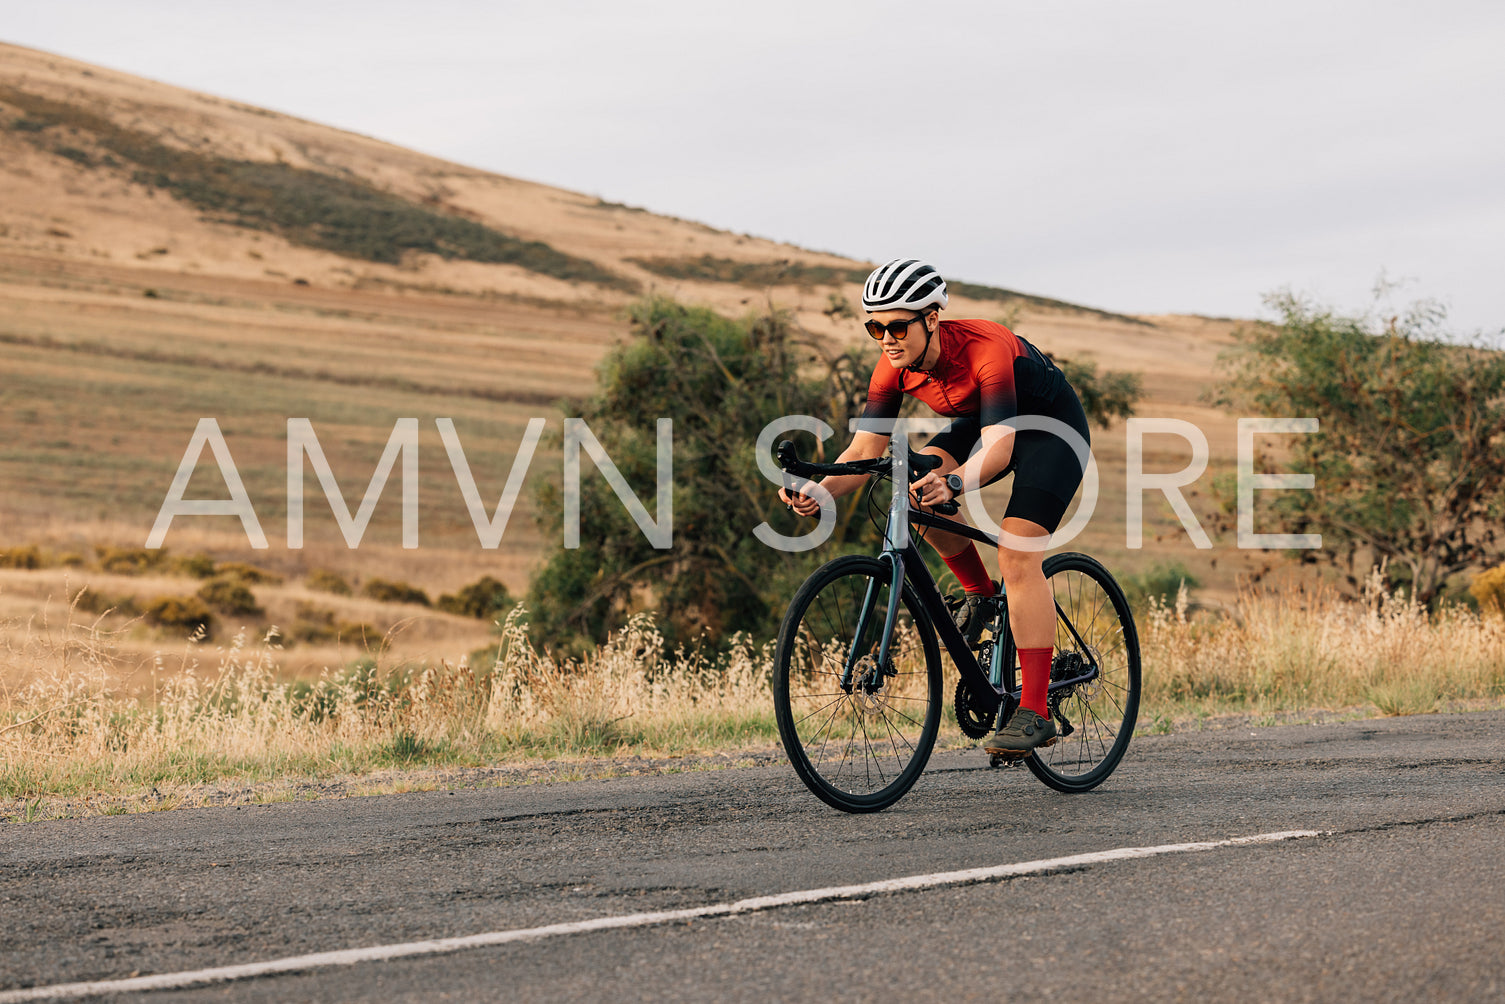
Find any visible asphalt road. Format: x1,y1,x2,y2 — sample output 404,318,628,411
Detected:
2,711,1502,1001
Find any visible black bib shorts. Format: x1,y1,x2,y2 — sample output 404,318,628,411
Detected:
922,385,1091,534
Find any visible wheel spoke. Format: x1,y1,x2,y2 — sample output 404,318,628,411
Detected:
791,693,849,729
775,559,941,810
1027,555,1140,792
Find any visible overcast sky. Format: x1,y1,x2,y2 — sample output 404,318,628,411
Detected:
6,1,1503,332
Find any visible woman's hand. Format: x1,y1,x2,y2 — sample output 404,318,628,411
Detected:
779,485,822,517
910,471,956,509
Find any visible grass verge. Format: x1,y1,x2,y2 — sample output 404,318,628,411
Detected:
1139,572,1505,722
1,608,780,820
3,575,1502,822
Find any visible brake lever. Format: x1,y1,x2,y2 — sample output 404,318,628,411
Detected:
900,448,959,515
777,440,813,515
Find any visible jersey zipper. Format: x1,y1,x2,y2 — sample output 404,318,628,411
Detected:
907,354,964,416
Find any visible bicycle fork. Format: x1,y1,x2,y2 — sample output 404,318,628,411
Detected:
841,549,906,694
842,472,915,694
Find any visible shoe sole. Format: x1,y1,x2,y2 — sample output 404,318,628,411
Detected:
982,737,1058,757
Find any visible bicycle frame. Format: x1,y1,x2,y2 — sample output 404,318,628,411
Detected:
850,461,1102,717
774,438,1142,809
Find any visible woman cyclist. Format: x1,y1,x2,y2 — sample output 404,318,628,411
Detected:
778,258,1092,757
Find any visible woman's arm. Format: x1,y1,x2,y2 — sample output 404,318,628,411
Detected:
779,430,891,516
912,424,1015,508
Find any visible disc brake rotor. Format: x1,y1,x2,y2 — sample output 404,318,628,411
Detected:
849,655,887,715
1051,647,1100,702
1075,645,1102,700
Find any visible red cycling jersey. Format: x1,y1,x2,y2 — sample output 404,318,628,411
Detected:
861,318,1065,428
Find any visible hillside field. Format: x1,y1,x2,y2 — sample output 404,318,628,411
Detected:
0,41,1275,685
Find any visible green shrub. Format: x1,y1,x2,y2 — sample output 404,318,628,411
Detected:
377,731,447,765
172,553,217,579
625,256,1149,324
142,595,214,638
71,587,139,618
1123,562,1200,612
627,254,860,288
196,578,262,617
215,561,283,585
0,545,43,570
1217,291,1505,608
361,578,430,606
339,622,381,647
288,603,335,643
436,575,513,620
1470,565,1505,617
96,546,164,576
54,145,94,166
306,568,352,596
525,296,872,652
285,603,377,646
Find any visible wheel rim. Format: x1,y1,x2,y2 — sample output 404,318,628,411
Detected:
780,565,938,801
1032,563,1138,782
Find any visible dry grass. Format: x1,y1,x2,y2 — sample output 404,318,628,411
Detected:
0,605,777,817
1140,570,1505,726
5,570,1502,821
0,567,496,684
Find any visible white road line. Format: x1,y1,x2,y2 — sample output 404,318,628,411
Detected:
0,829,1323,1002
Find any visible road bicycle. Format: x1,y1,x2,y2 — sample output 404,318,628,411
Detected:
773,440,1141,813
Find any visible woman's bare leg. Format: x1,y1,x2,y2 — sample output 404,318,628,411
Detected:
997,516,1052,647
997,516,1055,718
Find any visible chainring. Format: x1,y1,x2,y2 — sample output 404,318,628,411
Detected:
953,678,997,739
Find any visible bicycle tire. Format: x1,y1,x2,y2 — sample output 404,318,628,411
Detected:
773,554,943,813
1023,552,1141,793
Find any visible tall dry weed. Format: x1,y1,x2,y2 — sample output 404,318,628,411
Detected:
5,573,1504,808
483,610,773,751
1,604,776,802
1142,569,1505,717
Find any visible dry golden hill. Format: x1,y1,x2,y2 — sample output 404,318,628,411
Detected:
0,41,1274,679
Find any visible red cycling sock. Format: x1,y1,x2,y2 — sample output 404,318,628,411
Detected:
941,544,994,595
1018,646,1053,717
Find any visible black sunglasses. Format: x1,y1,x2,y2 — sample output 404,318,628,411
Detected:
864,313,930,341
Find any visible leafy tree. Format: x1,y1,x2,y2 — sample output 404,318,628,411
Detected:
527,297,878,652
1057,357,1141,427
437,576,514,620
528,296,1142,651
1218,291,1505,606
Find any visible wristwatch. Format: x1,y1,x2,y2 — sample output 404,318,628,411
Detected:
945,473,965,495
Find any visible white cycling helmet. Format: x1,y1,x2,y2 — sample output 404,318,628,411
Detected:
862,259,949,313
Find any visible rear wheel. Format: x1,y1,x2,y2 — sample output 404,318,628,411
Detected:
1024,552,1141,792
773,555,942,813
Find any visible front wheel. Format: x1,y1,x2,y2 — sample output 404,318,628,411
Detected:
773,555,942,813
1024,552,1141,793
